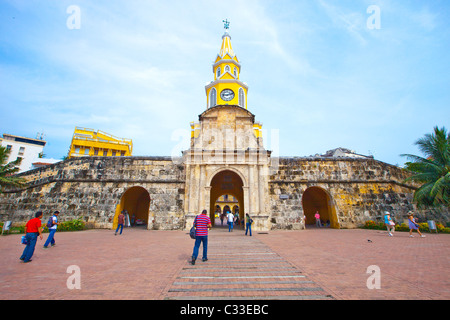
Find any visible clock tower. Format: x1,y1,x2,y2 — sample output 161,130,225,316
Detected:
205,21,248,109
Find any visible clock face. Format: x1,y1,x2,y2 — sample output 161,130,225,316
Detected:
220,89,235,101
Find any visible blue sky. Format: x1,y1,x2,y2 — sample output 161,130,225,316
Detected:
1,0,449,166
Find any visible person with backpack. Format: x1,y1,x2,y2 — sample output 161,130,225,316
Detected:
43,211,60,248
191,209,212,265
245,213,253,236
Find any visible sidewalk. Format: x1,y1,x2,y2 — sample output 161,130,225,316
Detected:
0,226,448,300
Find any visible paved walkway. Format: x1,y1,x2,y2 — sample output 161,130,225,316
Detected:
0,226,448,300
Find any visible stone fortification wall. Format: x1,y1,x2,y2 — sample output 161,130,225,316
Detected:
268,157,418,229
0,157,186,230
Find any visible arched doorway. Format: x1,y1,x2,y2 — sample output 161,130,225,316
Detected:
114,186,150,229
302,186,339,229
209,170,244,227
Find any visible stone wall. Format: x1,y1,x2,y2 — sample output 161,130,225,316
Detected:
2,155,447,231
268,157,419,229
0,156,186,230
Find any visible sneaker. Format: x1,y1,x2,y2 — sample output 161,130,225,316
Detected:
420,235,426,238
191,257,196,265
43,246,48,249
202,258,208,262
388,233,393,237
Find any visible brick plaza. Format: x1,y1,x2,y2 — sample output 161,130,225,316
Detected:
0,226,448,300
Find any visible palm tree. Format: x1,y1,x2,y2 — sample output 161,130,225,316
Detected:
0,146,26,192
401,126,450,207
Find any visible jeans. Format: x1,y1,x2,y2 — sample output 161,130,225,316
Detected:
44,229,56,247
192,236,208,260
245,223,252,236
20,233,38,262
228,221,233,232
115,224,123,235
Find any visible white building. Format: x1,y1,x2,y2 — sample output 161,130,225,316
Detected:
0,134,58,173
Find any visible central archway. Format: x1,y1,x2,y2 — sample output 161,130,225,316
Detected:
302,186,339,229
209,170,244,227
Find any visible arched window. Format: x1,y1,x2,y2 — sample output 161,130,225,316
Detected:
210,88,217,108
239,88,245,108
225,65,230,73
216,67,221,79
234,67,237,77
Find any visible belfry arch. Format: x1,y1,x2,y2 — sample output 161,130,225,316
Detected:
113,186,151,229
209,169,245,227
302,186,339,229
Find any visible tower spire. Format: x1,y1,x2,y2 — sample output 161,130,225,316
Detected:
205,21,248,109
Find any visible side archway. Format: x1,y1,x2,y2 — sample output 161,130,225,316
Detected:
113,186,150,229
302,186,339,229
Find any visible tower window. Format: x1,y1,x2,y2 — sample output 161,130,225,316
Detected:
225,65,230,73
210,88,217,108
239,88,245,108
216,67,221,78
234,67,237,77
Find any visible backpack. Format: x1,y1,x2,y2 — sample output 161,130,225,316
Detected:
189,217,197,239
47,216,54,228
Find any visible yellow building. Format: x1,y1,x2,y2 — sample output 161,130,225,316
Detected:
68,127,133,158
214,194,239,216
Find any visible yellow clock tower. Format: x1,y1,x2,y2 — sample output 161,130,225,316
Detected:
205,20,248,109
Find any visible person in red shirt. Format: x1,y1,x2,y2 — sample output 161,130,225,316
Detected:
191,209,212,265
20,211,43,263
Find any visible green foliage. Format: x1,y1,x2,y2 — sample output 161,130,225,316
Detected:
42,218,86,232
0,146,26,192
1,218,86,235
401,126,450,208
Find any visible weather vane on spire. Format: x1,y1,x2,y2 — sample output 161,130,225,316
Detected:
223,19,230,30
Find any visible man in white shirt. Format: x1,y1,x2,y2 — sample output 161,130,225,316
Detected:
227,211,234,232
43,211,60,248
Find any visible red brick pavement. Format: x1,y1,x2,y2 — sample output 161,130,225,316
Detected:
257,228,450,300
0,227,448,300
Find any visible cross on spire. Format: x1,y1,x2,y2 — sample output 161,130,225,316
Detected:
223,19,230,30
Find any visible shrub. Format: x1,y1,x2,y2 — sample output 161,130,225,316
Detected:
42,218,86,232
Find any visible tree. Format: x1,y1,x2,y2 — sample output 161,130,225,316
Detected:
401,126,450,207
0,146,26,192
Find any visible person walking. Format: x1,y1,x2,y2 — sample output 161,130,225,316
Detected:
115,211,125,235
191,209,212,265
220,212,224,226
20,211,43,263
384,211,395,237
43,211,60,248
227,211,234,232
408,212,425,238
245,213,253,236
314,211,322,227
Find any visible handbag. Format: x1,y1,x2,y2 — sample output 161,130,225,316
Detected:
189,216,197,239
21,235,28,245
189,226,196,239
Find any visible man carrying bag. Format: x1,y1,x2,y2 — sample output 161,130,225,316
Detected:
191,210,212,265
